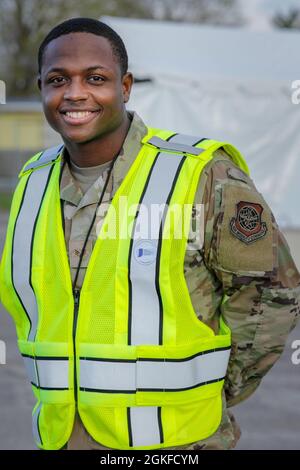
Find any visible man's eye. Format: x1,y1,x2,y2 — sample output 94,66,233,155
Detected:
88,76,105,83
48,77,66,85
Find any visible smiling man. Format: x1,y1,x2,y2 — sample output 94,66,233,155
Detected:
39,25,133,168
0,18,299,451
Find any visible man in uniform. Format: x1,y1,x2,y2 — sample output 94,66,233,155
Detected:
0,17,299,450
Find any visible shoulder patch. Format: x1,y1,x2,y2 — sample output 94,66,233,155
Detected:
230,201,267,244
217,184,274,273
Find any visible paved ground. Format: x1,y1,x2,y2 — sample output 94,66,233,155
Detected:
0,209,299,450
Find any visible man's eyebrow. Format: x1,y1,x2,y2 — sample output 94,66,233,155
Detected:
45,65,110,75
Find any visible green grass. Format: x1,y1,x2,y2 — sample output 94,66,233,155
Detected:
0,192,12,210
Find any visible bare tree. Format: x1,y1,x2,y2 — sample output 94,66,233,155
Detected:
273,8,300,29
144,0,243,26
0,0,152,96
0,0,242,97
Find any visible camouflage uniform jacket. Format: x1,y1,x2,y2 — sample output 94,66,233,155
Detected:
60,111,300,450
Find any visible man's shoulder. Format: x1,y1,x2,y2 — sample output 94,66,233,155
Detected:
208,148,252,186
19,144,63,177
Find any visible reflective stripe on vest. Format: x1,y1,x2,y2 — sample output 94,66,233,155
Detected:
32,403,43,447
22,354,69,389
12,164,54,341
147,136,205,156
0,129,250,450
80,346,230,392
127,133,207,447
129,133,206,346
23,144,63,172
12,145,63,341
129,407,162,447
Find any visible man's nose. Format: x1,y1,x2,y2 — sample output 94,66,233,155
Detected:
63,78,89,101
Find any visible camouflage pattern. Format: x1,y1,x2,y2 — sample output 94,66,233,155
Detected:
61,111,300,450
61,160,113,289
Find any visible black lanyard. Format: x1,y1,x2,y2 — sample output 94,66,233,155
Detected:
71,152,119,292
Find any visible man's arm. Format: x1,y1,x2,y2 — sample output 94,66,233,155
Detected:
202,150,300,407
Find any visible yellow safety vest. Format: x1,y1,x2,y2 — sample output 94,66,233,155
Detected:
0,128,249,450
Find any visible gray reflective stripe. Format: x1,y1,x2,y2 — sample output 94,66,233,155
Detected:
129,407,161,447
22,355,38,386
129,152,185,345
169,133,204,146
80,359,136,392
128,132,207,446
37,359,69,389
23,145,63,172
79,348,230,392
22,355,69,389
13,164,53,341
137,348,231,390
147,136,204,156
32,402,42,446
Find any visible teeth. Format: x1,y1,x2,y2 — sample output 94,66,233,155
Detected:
65,111,93,118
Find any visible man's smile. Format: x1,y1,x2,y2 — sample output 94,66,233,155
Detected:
39,31,133,150
59,109,101,126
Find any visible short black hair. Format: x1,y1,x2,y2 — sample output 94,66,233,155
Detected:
38,17,128,75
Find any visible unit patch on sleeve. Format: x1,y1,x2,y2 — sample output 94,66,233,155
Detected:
217,183,274,273
230,201,267,244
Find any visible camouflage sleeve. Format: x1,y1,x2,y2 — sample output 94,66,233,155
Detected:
202,149,300,407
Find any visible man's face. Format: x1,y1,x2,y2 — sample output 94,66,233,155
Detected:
38,32,132,144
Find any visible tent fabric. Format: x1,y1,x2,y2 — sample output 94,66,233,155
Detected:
103,16,300,228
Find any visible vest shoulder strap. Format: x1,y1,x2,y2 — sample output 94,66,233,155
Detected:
19,144,64,177
145,132,249,175
146,135,208,156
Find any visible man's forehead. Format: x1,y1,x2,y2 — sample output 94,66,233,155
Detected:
46,31,112,49
42,33,115,69
44,63,112,76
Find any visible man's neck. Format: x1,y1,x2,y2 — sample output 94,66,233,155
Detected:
63,112,131,168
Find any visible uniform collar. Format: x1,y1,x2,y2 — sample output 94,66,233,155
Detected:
60,111,148,206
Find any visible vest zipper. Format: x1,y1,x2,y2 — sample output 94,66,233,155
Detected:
73,288,80,404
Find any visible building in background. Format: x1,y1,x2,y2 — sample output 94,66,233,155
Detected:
0,101,60,190
102,16,300,267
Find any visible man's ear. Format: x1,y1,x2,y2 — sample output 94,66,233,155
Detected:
122,72,133,103
37,74,42,91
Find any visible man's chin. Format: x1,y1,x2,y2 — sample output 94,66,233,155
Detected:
61,131,97,145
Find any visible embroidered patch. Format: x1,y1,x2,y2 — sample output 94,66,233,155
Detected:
218,184,274,272
230,201,267,244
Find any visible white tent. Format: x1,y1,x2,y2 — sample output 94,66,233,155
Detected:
103,16,300,229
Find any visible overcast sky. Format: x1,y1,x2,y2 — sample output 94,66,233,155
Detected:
239,0,300,30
